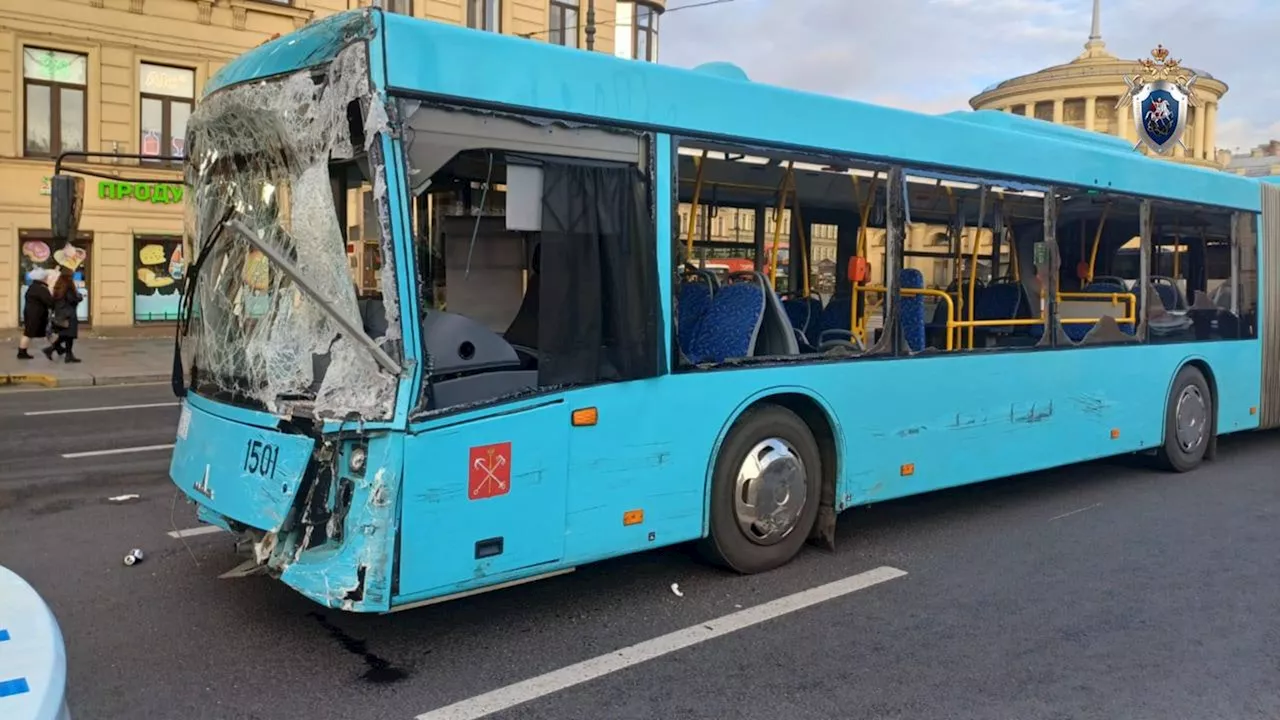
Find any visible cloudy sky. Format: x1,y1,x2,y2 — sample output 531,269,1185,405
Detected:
657,0,1278,153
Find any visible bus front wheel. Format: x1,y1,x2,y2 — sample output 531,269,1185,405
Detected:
700,404,822,574
1156,364,1213,473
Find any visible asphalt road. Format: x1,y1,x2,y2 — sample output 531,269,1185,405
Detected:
2,384,1278,720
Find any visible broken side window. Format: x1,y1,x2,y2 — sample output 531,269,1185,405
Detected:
400,102,660,415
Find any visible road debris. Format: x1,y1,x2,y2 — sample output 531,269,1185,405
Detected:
123,549,145,566
670,583,683,597
107,494,140,502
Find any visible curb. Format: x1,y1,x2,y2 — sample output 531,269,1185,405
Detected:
0,372,170,389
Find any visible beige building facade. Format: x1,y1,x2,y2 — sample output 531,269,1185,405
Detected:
0,0,665,330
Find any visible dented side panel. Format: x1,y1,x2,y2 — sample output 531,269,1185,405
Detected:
279,434,403,612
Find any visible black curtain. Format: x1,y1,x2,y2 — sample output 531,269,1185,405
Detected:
537,160,659,386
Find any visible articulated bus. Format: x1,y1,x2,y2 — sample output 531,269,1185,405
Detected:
49,8,1280,612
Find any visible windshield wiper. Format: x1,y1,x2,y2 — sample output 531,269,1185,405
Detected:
226,219,403,376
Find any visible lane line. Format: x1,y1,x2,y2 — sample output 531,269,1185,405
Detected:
167,526,223,539
413,565,908,720
1050,503,1102,522
61,444,174,459
25,402,179,416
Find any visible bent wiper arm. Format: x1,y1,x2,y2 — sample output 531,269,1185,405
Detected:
226,219,402,377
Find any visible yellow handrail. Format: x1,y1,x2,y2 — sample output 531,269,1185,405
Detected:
966,190,988,350
684,150,707,261
847,287,1138,353
768,163,793,287
1085,201,1110,283
847,173,880,343
794,195,811,296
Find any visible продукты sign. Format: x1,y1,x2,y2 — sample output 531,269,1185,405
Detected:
97,181,184,204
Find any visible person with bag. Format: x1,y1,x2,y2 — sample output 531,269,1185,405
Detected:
42,268,82,363
17,268,54,360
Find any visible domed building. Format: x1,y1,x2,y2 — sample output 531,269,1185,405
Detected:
969,0,1228,168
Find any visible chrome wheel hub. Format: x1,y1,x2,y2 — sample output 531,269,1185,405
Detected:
1175,385,1207,453
732,437,808,545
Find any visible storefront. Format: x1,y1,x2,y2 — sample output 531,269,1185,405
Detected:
1,162,185,331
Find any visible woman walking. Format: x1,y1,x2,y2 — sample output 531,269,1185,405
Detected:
43,268,82,363
17,269,54,360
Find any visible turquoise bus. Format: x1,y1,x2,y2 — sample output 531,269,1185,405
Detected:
49,8,1279,612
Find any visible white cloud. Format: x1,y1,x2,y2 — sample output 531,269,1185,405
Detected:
658,0,1280,151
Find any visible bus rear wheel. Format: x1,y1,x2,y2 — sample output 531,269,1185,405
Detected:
1156,364,1213,473
700,404,822,574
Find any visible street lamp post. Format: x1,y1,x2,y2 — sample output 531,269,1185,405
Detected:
585,0,596,50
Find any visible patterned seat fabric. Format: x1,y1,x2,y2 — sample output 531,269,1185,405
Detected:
974,281,1024,334
677,281,713,356
686,282,766,363
899,268,926,352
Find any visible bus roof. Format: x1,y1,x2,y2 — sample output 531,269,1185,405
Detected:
209,8,1262,213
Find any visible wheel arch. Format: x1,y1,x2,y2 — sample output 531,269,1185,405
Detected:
1161,355,1219,449
700,386,842,543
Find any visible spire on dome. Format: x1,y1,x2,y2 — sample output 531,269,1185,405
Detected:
1077,0,1113,60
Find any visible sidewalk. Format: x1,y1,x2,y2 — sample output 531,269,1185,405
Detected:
0,336,174,388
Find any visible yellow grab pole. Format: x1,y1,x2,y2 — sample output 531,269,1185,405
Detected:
1085,202,1110,283
794,196,811,296
852,173,880,340
684,150,708,263
967,188,988,350
768,162,794,287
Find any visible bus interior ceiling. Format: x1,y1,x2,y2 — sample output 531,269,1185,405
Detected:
673,139,1252,365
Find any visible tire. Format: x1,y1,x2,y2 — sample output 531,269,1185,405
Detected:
699,404,822,574
1156,364,1213,472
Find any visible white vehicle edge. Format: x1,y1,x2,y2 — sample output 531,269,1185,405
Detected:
0,565,70,720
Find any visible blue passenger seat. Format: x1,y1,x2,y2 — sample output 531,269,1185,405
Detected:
899,268,926,352
974,280,1024,336
677,279,715,355
686,276,766,363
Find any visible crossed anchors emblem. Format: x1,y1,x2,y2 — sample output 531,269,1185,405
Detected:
471,446,508,498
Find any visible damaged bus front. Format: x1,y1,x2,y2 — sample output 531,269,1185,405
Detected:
161,11,410,611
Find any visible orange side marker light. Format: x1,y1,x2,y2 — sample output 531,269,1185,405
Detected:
1110,428,1121,439
571,407,598,426
900,463,915,477
1250,406,1258,416
623,509,644,526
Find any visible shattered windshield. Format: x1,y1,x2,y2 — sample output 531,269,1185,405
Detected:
180,37,401,420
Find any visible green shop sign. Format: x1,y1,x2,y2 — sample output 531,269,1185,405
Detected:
98,181,184,204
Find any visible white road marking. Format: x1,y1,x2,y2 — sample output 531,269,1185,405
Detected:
107,494,140,502
1050,502,1102,522
413,565,908,720
167,526,223,539
25,402,179,416
61,444,174,459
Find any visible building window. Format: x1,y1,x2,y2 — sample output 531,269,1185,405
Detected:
134,236,187,322
139,63,195,163
549,0,578,47
23,47,87,157
634,2,659,62
614,2,660,61
467,0,501,32
384,0,412,13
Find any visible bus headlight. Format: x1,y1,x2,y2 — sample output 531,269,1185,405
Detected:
348,446,367,475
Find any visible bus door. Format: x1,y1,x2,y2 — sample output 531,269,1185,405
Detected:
397,401,570,598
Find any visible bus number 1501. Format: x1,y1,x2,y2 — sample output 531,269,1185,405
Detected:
244,439,280,480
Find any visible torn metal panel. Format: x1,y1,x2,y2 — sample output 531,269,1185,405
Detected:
182,33,401,421
277,439,402,612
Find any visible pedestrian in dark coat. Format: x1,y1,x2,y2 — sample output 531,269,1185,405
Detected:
17,270,54,360
43,268,82,363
